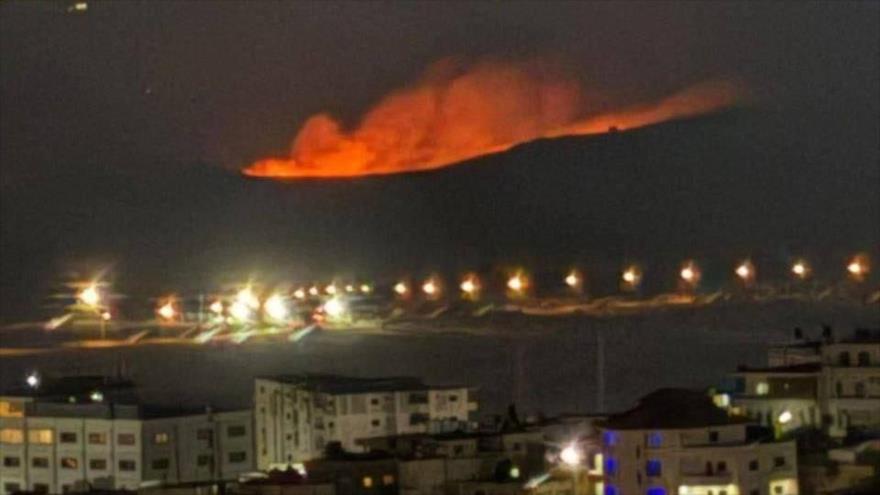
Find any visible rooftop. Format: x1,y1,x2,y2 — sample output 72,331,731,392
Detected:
734,363,822,374
602,388,750,430
260,373,467,394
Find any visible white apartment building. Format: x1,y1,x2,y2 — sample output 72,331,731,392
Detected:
0,376,254,495
254,375,477,468
599,389,798,495
723,329,880,438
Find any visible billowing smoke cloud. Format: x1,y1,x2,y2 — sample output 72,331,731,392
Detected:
243,60,742,179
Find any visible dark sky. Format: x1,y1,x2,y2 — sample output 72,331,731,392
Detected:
0,2,878,320
1,1,877,179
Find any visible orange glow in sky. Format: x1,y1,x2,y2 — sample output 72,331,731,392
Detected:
243,60,742,179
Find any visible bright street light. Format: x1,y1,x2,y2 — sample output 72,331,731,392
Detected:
507,273,526,293
565,270,581,288
236,287,260,309
736,260,755,283
323,297,345,318
560,444,582,466
680,261,700,287
460,276,479,295
778,410,792,425
78,284,101,308
100,311,111,321
394,282,408,295
360,284,372,294
422,279,438,296
209,300,224,314
263,294,288,320
791,260,809,279
621,265,642,290
157,301,176,321
229,301,251,321
26,372,40,389
293,288,306,299
325,284,337,295
345,284,355,293
847,255,869,280
308,286,320,296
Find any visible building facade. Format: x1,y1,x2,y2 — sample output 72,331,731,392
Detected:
599,389,799,495
254,375,477,468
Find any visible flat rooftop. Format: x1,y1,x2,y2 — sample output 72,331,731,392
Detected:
259,373,469,394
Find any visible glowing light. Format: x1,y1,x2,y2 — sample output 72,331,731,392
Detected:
157,301,176,320
323,297,345,318
736,260,755,281
78,284,101,308
460,277,479,295
325,284,337,295
360,284,372,294
90,390,104,403
847,255,869,279
559,444,581,466
26,372,40,389
308,286,319,296
621,265,642,289
236,287,260,310
507,274,526,292
264,294,288,320
565,271,580,288
679,261,700,286
394,282,408,295
100,311,111,321
791,260,809,278
509,466,520,479
422,279,438,296
345,284,355,293
293,288,306,299
229,301,251,321
209,300,224,314
778,410,792,424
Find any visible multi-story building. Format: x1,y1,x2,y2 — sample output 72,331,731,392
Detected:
254,375,477,468
0,376,254,495
722,329,880,438
599,389,799,495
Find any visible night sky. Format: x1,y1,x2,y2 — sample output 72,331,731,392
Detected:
1,2,878,321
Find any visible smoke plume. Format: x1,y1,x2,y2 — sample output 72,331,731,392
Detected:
243,60,741,179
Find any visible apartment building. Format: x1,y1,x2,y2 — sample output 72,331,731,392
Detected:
254,375,477,468
599,389,798,495
0,376,254,495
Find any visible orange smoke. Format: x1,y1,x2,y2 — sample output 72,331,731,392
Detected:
244,61,742,179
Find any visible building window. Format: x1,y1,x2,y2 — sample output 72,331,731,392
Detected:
756,382,769,395
855,382,866,398
89,459,107,470
749,459,759,471
118,459,136,471
117,433,136,446
197,429,212,441
646,432,662,448
603,431,618,447
60,457,78,469
87,432,107,445
774,486,783,495
408,392,428,404
449,395,459,402
382,474,395,486
512,442,522,452
409,413,429,425
197,455,213,467
3,483,21,494
3,456,20,467
838,352,851,366
774,456,786,467
59,432,77,443
151,458,170,470
708,431,719,443
646,460,662,477
605,457,617,476
717,461,727,472
362,476,373,488
453,445,464,456
28,429,53,444
33,484,48,494
0,428,23,444
647,488,666,495
370,398,380,406
227,425,246,437
154,433,169,444
31,457,49,468
750,490,759,495
604,485,617,495
857,352,870,366
228,451,247,463
371,419,381,427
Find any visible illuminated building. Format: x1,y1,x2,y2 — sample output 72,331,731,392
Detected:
254,375,477,468
599,389,798,495
0,376,253,495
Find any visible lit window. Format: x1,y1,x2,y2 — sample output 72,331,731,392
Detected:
117,433,136,446
0,401,24,418
603,431,617,446
605,457,617,476
28,429,53,444
60,457,78,469
154,433,169,444
604,485,617,495
647,488,666,495
87,432,107,445
0,428,23,444
646,459,662,477
382,474,395,486
646,432,662,448
756,382,769,395
362,476,373,488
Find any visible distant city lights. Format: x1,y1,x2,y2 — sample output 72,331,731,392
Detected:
78,284,101,308
100,311,112,321
394,282,409,295
325,284,337,295
847,255,869,280
507,273,526,293
263,294,288,320
345,284,355,293
209,300,224,314
565,270,581,289
735,260,755,283
229,301,251,321
157,300,176,321
293,288,306,299
360,284,372,294
422,279,438,296
236,287,260,310
460,276,479,295
621,265,642,290
323,297,345,318
26,372,40,389
308,286,320,296
679,261,700,287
